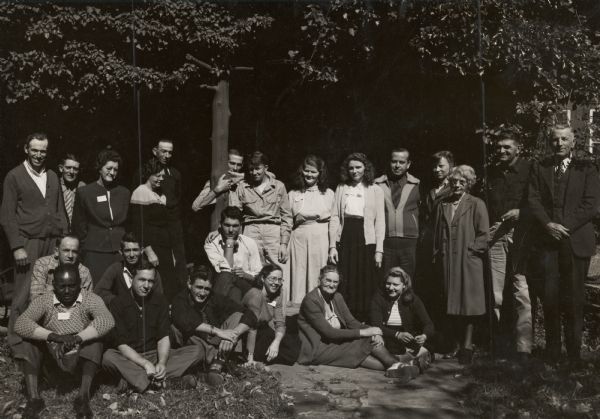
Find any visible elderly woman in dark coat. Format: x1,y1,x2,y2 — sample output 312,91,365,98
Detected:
298,265,418,380
433,165,489,365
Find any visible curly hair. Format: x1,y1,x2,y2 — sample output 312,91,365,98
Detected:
448,165,477,191
290,154,329,193
431,150,455,168
339,152,375,186
253,264,283,291
384,267,414,304
95,147,122,172
141,158,164,184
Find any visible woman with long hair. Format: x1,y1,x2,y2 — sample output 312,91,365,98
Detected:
72,148,130,283
242,264,300,365
328,152,385,320
433,165,489,365
288,155,334,303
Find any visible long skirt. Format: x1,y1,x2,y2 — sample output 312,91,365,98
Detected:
252,325,300,365
312,337,372,368
288,222,329,304
337,217,377,321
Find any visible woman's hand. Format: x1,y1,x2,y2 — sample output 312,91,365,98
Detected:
395,332,414,344
371,334,384,348
414,334,427,345
359,326,382,337
328,248,338,264
374,252,383,268
266,341,281,362
145,247,159,267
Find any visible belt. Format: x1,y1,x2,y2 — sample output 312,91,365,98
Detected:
243,220,281,226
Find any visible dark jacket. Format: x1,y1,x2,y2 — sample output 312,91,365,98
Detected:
297,288,365,365
94,260,164,307
528,158,600,258
72,182,130,253
369,290,434,339
0,164,67,249
171,289,257,343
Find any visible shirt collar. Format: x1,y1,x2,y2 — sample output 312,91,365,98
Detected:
53,292,83,307
24,160,46,177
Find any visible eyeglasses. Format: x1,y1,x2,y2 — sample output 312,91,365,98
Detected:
265,276,284,284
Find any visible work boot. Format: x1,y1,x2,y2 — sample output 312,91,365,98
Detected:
73,396,93,419
23,398,45,419
385,363,419,383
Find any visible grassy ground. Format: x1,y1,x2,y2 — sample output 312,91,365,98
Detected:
0,336,293,419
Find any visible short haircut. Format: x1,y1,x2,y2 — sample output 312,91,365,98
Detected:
291,154,329,193
247,151,269,167
156,138,174,147
121,232,140,249
53,263,81,285
384,266,414,304
318,264,342,282
95,147,122,172
431,150,455,168
220,206,244,224
188,264,213,285
339,152,376,186
449,165,477,191
55,234,80,248
546,123,574,140
141,157,163,183
492,125,522,145
132,256,156,276
228,149,243,158
60,153,80,166
25,132,49,148
391,148,410,160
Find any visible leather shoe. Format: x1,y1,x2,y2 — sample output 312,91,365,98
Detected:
73,396,93,419
23,398,45,419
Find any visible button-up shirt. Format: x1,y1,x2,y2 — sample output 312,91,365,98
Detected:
30,254,93,302
229,175,292,245
486,157,532,224
61,178,85,225
204,234,263,276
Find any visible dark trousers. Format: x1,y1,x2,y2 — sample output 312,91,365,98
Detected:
383,237,417,279
539,239,589,360
212,272,253,304
15,339,103,373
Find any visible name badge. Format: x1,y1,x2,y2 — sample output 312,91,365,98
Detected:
57,312,70,320
97,195,107,202
268,300,277,307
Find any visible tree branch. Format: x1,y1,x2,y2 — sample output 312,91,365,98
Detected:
233,66,254,71
186,54,214,71
199,84,218,91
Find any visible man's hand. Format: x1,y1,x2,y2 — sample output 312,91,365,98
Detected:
359,327,382,337
215,329,239,342
374,252,383,268
371,334,384,348
232,267,251,280
213,174,232,195
61,335,83,352
205,230,220,245
278,244,288,263
145,247,159,267
219,339,234,356
13,248,28,267
328,248,339,264
501,209,520,222
545,222,570,240
396,332,415,344
143,360,156,377
154,362,167,380
414,334,427,345
265,341,280,362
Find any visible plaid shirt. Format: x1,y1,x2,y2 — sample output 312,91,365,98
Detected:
30,254,93,302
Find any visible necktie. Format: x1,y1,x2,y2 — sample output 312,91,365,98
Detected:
555,161,565,179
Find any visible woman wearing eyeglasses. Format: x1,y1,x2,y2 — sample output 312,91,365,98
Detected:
242,264,300,365
432,165,489,365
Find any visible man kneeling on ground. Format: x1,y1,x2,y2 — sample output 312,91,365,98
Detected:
14,263,115,419
102,258,202,392
171,265,257,386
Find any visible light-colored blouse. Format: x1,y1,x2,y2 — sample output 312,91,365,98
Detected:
343,183,365,217
387,300,403,326
289,187,334,227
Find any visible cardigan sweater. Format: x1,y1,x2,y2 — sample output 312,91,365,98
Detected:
0,164,67,250
368,290,434,339
328,183,386,253
297,288,366,364
374,173,421,239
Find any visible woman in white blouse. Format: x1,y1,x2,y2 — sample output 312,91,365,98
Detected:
288,155,334,304
328,152,385,320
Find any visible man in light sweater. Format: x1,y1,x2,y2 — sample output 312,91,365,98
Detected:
374,148,421,279
14,264,115,419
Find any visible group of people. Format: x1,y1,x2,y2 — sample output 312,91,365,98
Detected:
1,121,599,418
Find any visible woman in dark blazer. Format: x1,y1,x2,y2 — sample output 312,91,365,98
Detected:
432,165,489,365
72,148,130,283
298,265,417,379
369,267,434,370
130,158,176,300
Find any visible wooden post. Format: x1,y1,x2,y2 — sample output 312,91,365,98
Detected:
209,79,231,230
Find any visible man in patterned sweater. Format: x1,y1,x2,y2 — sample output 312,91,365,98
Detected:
14,263,114,419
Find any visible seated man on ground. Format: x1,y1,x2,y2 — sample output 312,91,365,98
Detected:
369,267,435,373
102,258,202,393
243,264,300,365
298,265,418,381
14,264,115,419
204,206,263,302
29,234,93,302
94,232,164,307
171,265,257,386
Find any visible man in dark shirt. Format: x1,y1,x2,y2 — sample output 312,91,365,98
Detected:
528,123,600,367
102,258,201,392
94,232,164,307
485,128,533,361
171,265,256,386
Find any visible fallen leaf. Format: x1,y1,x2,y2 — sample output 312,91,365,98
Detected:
109,402,118,411
12,414,22,419
160,396,166,407
0,356,6,363
102,393,111,401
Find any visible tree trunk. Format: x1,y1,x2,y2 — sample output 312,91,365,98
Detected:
209,79,231,230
